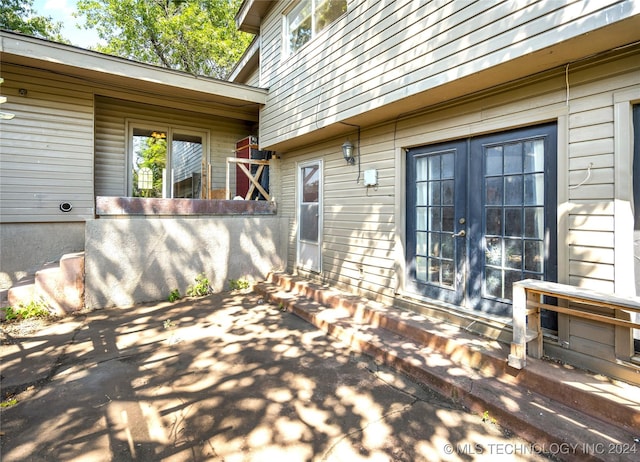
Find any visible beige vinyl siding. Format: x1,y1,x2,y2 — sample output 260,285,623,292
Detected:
0,63,94,223
94,96,252,197
279,46,640,302
258,0,638,149
281,125,398,301
564,51,640,292
245,68,260,88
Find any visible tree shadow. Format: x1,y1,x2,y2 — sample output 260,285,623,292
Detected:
0,292,536,461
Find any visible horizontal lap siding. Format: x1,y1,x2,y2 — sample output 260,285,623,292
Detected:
0,64,94,223
259,0,635,148
279,46,640,303
94,96,252,197
566,52,640,292
281,125,397,302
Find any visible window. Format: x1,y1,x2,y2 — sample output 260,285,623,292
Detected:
286,0,347,54
128,123,208,199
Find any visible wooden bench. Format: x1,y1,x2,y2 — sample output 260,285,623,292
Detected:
508,279,640,369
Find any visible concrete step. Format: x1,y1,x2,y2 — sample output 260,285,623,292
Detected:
5,253,85,315
255,272,640,462
7,275,36,308
36,253,84,314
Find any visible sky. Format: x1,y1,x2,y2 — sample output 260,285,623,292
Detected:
32,0,102,49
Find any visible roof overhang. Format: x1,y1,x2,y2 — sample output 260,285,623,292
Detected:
236,0,275,34
0,30,267,122
228,36,260,84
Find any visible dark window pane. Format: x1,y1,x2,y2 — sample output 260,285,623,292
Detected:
525,241,544,273
429,182,441,205
441,235,454,259
485,146,503,175
504,175,523,205
172,135,203,199
442,260,454,286
429,207,442,231
505,208,522,236
429,232,440,257
442,153,454,178
485,268,503,298
428,258,440,282
429,155,441,180
442,207,454,232
504,270,523,300
442,180,454,205
505,238,523,269
523,272,542,281
486,207,502,235
524,207,544,238
524,173,544,205
485,237,502,266
485,177,503,205
504,142,522,174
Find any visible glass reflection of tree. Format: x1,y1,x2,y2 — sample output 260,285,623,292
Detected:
133,131,167,198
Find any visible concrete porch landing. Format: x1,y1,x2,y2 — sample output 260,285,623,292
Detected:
255,273,640,462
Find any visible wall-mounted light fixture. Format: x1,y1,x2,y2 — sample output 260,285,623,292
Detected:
342,140,355,165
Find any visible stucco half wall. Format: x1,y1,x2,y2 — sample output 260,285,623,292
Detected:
85,216,289,309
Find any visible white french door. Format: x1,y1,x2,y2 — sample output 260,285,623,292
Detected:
297,160,323,272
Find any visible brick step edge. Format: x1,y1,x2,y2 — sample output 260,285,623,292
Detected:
255,282,639,462
259,273,640,433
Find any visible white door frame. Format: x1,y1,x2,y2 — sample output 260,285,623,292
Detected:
296,159,323,273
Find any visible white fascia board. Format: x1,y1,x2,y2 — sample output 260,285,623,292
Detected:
0,31,267,104
228,37,261,83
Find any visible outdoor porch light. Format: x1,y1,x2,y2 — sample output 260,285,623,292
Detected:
342,140,355,165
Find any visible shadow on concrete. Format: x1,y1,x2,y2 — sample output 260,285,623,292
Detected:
0,292,546,461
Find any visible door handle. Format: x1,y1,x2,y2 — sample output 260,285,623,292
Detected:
453,229,466,237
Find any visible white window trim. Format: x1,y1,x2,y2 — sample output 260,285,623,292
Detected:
125,119,210,198
282,0,348,57
613,87,640,295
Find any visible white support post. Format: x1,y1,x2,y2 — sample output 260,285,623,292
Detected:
528,291,543,359
508,281,528,369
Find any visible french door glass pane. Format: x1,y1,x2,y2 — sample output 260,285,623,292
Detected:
504,143,522,173
172,133,203,198
415,151,456,288
483,137,545,300
485,146,502,175
132,129,167,198
524,140,544,172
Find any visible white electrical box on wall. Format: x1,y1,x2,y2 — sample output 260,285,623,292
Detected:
363,169,378,186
